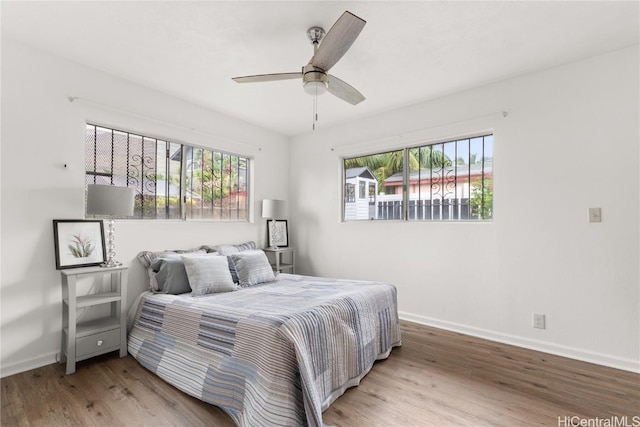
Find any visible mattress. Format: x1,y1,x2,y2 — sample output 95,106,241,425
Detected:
128,273,401,426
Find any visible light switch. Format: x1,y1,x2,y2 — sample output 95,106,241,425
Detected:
588,208,602,223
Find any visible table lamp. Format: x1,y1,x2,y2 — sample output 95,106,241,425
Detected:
86,184,135,267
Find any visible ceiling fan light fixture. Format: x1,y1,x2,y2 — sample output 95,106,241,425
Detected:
303,80,328,95
302,65,329,96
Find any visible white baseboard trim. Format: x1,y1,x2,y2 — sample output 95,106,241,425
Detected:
399,311,640,374
3,317,638,377
1,351,59,378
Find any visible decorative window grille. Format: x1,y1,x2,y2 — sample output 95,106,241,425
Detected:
343,134,493,221
183,146,248,220
85,124,248,221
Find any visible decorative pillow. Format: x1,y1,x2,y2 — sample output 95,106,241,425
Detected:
200,245,218,253
230,250,276,288
150,254,192,295
225,249,264,277
215,241,257,255
138,248,205,291
137,247,204,268
225,257,240,284
212,241,257,283
181,254,237,296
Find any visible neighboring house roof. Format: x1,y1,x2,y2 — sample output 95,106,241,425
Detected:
384,162,493,186
346,167,377,180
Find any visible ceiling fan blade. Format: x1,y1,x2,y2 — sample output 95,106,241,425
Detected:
327,74,365,105
232,72,301,83
311,11,366,72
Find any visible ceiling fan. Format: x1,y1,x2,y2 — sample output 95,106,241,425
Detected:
232,11,366,106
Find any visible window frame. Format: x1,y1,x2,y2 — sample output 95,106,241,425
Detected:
342,133,493,222
85,123,250,222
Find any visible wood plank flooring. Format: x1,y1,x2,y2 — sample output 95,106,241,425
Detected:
2,321,638,426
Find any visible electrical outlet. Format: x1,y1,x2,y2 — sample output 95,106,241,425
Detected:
588,207,602,223
533,313,546,329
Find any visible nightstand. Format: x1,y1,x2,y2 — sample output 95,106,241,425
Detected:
263,247,295,274
60,265,128,374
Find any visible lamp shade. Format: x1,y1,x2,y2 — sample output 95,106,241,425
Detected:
86,184,135,217
261,199,286,219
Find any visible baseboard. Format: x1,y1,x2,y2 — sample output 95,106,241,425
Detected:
399,311,640,374
1,351,59,378
3,317,638,377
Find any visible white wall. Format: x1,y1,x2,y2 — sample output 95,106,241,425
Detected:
290,46,639,372
0,39,290,376
2,38,637,378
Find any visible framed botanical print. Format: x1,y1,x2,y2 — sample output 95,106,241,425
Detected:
53,220,106,269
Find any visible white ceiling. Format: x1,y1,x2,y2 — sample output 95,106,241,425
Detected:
2,1,638,136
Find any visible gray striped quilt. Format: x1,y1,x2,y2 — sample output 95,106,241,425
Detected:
128,273,401,426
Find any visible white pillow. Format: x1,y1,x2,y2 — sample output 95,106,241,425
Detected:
230,250,276,288
181,254,237,296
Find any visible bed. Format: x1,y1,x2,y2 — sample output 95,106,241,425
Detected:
128,244,401,427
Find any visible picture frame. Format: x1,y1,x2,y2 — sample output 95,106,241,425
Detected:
266,219,289,248
53,220,106,269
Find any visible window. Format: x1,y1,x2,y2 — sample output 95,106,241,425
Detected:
345,183,355,203
183,146,247,220
343,134,493,221
85,124,249,220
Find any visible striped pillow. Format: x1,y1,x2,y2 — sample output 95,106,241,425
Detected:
230,250,276,288
137,248,205,268
215,241,257,255
213,241,257,283
181,254,237,296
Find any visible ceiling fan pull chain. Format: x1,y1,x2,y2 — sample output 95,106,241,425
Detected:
312,94,315,131
312,90,319,131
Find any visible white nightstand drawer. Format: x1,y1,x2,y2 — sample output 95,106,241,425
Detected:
76,328,120,358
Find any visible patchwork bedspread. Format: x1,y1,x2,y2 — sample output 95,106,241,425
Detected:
128,273,401,427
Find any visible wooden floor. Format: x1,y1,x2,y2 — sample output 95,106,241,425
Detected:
2,321,638,426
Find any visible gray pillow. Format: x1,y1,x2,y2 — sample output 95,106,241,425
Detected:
230,250,276,288
181,254,237,296
139,248,205,291
150,254,192,294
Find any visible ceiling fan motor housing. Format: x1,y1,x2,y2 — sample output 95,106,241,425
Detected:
302,63,328,94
